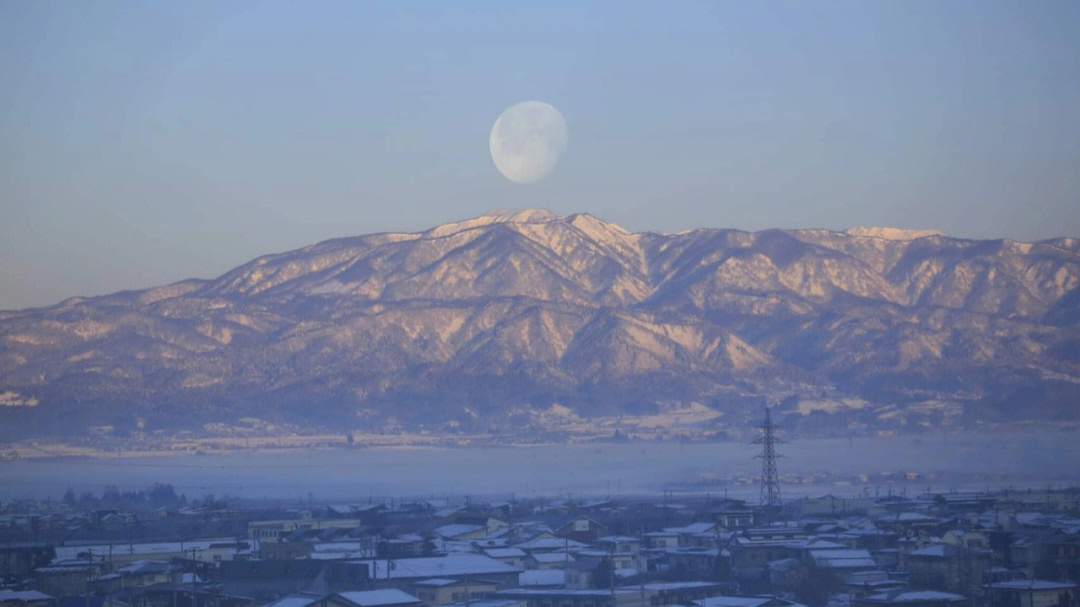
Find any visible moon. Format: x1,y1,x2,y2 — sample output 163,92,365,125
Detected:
490,101,568,184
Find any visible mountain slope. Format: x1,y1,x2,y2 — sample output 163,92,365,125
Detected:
1,209,1078,441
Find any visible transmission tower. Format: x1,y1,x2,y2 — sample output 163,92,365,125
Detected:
753,406,784,524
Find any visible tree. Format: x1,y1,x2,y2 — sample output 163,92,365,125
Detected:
78,491,97,508
592,558,614,590
149,483,178,504
102,485,121,506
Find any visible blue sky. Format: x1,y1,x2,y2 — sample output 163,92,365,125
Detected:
2,1,1079,308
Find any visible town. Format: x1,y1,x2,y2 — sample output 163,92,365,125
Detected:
1,485,1078,607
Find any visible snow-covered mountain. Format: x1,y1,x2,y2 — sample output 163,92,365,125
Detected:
2,209,1078,440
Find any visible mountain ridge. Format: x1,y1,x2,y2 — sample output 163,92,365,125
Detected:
1,209,1078,443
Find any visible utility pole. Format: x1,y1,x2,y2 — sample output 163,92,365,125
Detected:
753,407,784,525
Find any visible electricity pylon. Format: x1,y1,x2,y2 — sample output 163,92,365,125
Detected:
753,406,784,525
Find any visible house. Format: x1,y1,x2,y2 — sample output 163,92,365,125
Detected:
644,532,680,551
809,549,878,574
766,558,801,589
857,590,968,607
1042,530,1080,582
624,581,732,607
525,552,573,570
516,535,584,553
484,549,526,569
518,570,566,589
261,594,325,607
941,529,988,551
701,499,756,531
797,495,849,517
664,548,728,580
663,524,718,547
986,580,1078,607
495,588,650,607
0,590,54,607
247,518,364,542
412,579,497,606
903,544,991,594
435,525,488,541
715,510,756,531
262,591,423,607
693,595,806,607
565,553,605,590
113,560,176,588
0,543,56,581
29,559,105,598
110,581,252,607
596,537,641,558
219,559,371,601
877,513,943,537
931,494,996,515
443,600,525,607
358,555,521,590
555,517,608,544
333,590,424,607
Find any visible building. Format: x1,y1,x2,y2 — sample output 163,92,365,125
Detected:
0,544,56,582
412,579,497,606
484,549,526,570
903,544,990,595
0,590,54,607
987,580,1078,607
358,555,520,590
693,595,805,607
857,590,968,607
495,588,649,607
554,518,609,544
334,590,424,607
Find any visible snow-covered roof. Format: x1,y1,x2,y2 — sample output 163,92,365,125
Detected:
636,582,725,591
115,560,173,574
413,578,462,587
356,555,519,579
908,545,960,559
436,524,485,539
665,523,715,535
516,536,584,550
0,590,53,602
988,580,1078,591
336,590,422,607
866,590,966,603
484,548,526,558
55,537,249,561
444,601,523,607
810,549,876,569
262,595,322,607
798,539,847,550
499,589,643,598
696,597,791,607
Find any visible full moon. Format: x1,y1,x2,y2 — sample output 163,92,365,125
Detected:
490,101,568,184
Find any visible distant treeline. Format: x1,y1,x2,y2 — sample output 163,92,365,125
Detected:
59,483,228,511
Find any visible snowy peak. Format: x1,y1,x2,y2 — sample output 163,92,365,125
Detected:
428,208,559,237
844,226,945,240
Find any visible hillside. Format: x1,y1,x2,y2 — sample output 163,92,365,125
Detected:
2,209,1078,443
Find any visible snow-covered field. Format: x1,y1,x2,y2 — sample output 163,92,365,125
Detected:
1,431,1077,500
